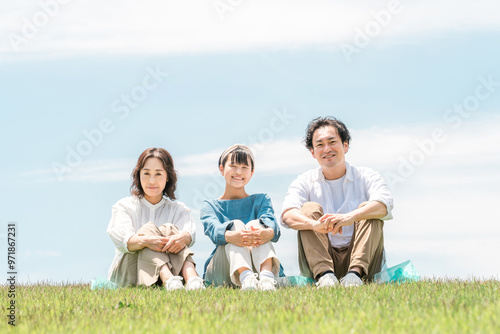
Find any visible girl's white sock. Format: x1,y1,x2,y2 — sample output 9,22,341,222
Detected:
259,269,274,280
239,269,254,283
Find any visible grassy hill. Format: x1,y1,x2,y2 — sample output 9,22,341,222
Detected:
3,279,499,333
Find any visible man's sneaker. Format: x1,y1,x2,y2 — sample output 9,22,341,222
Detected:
241,273,259,291
164,276,185,291
185,277,206,291
340,272,363,287
315,273,339,288
258,276,277,291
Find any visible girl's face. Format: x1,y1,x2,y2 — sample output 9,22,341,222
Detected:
219,154,254,189
140,157,168,204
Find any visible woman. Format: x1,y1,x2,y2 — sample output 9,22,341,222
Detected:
107,147,204,290
201,144,281,291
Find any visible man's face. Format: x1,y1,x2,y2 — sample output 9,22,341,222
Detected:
310,126,348,169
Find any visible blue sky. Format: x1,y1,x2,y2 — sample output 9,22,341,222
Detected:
1,0,499,283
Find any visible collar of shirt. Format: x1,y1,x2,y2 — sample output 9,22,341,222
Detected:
140,196,167,210
311,161,354,183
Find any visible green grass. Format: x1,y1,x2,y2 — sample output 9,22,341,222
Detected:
2,279,499,333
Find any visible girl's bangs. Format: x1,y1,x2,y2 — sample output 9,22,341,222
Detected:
230,149,252,166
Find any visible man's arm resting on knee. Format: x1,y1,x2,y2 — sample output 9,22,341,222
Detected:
351,200,388,221
282,208,329,232
324,201,388,235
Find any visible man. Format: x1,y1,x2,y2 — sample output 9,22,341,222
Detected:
281,117,393,287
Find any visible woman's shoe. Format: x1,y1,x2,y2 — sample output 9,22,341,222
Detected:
164,276,185,291
185,277,206,291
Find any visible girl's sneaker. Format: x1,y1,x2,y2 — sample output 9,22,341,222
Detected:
258,277,277,291
185,277,206,291
241,273,259,291
164,276,184,291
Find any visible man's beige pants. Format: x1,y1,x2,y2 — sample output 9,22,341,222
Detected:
298,202,384,281
110,222,195,287
205,219,280,287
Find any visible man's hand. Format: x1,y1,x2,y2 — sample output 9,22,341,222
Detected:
319,213,355,235
308,219,331,234
161,232,190,254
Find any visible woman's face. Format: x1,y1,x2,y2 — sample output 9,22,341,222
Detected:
219,153,254,189
140,157,168,204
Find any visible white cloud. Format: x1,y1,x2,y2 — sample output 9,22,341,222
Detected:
176,149,221,177
1,0,499,58
385,195,500,279
22,114,500,187
22,158,134,183
23,250,62,260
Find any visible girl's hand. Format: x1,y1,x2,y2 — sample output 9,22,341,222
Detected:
225,230,248,247
225,227,275,247
246,226,274,246
162,232,191,254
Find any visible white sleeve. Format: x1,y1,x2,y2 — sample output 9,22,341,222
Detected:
172,203,196,247
365,170,394,220
280,175,310,227
106,200,136,254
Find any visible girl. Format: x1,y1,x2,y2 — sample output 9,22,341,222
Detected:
201,144,281,291
107,147,204,291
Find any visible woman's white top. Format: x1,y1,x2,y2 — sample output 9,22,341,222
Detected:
107,196,196,279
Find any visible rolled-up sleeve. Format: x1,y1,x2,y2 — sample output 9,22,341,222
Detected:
258,194,280,242
106,202,136,254
280,175,309,227
365,170,394,220
201,201,232,245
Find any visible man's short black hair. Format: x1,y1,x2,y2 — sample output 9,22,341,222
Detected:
304,116,351,150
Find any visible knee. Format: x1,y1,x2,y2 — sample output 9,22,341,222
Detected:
230,220,246,231
298,228,316,240
246,219,263,230
161,223,176,229
356,218,384,230
136,221,157,234
160,223,179,235
301,202,324,218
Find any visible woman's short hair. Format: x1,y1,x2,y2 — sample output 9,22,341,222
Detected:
130,147,177,200
218,144,255,171
304,116,351,150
